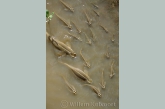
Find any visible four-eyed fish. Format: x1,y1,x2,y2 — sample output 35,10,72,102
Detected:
99,69,106,89
83,84,101,97
80,48,90,68
92,9,99,17
110,60,115,78
71,21,81,34
84,10,92,26
59,62,92,84
91,3,99,9
99,23,109,33
105,45,110,59
60,0,74,12
111,34,115,42
55,13,72,29
46,32,76,58
59,74,77,94
90,28,97,42
68,32,82,42
83,32,92,45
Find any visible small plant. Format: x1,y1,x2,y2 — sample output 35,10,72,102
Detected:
46,9,54,22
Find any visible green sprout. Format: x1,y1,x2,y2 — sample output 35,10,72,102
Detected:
46,9,54,22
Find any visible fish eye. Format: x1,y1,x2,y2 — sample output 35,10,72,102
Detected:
87,79,92,84
70,53,76,58
72,53,76,57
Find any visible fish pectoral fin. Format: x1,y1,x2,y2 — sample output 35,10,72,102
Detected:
56,51,66,57
58,52,66,57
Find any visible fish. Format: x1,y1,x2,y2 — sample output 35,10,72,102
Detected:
46,31,50,38
60,75,77,94
83,32,92,45
84,10,92,26
111,0,119,8
105,45,110,59
83,84,101,97
46,32,76,58
55,13,72,29
60,0,74,12
90,28,97,42
80,48,90,68
99,69,106,89
105,52,110,59
71,21,81,34
111,34,115,42
68,32,82,42
99,23,108,33
51,38,76,58
91,3,99,9
92,9,99,16
110,60,115,78
59,62,92,84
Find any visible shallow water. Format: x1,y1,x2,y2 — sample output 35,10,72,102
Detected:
46,0,119,109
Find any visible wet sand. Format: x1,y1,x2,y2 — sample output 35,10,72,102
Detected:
46,0,119,109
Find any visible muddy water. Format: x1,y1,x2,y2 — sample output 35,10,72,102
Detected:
46,0,119,109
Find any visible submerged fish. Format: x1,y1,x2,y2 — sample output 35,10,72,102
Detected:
60,75,77,94
59,62,92,84
83,32,92,45
55,13,72,29
110,60,115,78
71,21,81,34
84,10,92,26
99,23,108,33
99,69,106,89
92,9,99,16
68,32,82,41
80,48,90,68
111,34,115,42
90,28,97,42
105,45,110,59
60,0,74,12
91,3,99,9
83,84,101,97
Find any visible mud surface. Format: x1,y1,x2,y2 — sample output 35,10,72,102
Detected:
46,0,119,109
